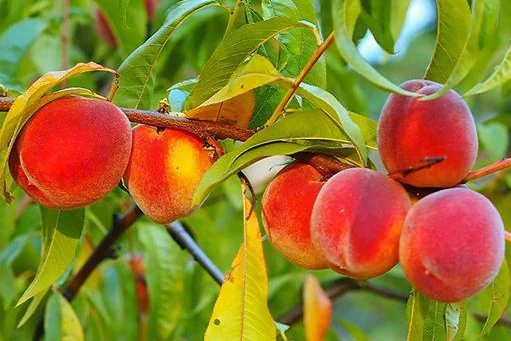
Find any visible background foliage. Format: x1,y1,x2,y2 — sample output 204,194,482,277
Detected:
1,0,511,340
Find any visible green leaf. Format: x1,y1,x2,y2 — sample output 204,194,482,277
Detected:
44,291,84,341
423,0,500,100
337,318,370,341
423,299,446,341
17,289,48,328
95,0,146,57
138,223,187,340
115,0,219,109
445,302,467,341
359,0,410,54
0,18,47,79
190,17,310,107
424,0,472,83
193,109,358,205
332,0,420,97
262,0,326,88
479,260,510,335
464,43,511,96
478,121,509,161
17,207,85,306
406,291,427,341
0,234,30,308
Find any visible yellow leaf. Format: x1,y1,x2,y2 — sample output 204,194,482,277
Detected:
74,234,100,290
304,275,332,341
50,290,85,341
186,91,255,128
204,183,276,341
0,62,117,203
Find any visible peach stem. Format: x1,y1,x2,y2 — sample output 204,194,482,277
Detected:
388,156,446,180
505,231,511,243
464,158,511,182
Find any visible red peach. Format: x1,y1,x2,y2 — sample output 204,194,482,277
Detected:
9,96,132,209
123,125,214,223
400,187,504,303
311,168,411,279
261,161,329,270
377,80,478,188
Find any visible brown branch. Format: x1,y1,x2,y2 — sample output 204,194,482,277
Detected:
464,157,511,183
61,0,70,86
63,205,143,301
277,278,511,329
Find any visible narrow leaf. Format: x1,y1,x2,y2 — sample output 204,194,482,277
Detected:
424,0,472,83
190,17,309,107
17,207,85,305
479,260,510,335
115,0,218,109
406,291,426,341
204,184,276,340
44,291,84,341
332,0,420,97
304,275,332,341
17,289,48,328
445,302,467,341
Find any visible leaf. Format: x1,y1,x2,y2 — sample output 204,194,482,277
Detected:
262,0,326,88
332,0,420,97
304,275,332,341
423,299,446,341
0,18,48,79
445,302,466,341
115,0,219,110
464,44,511,96
423,0,500,99
94,0,146,57
478,121,509,161
204,183,276,340
0,234,30,308
337,318,370,341
17,207,85,306
406,291,426,341
424,0,472,83
17,289,48,328
44,291,84,341
190,17,310,107
193,109,355,205
138,223,186,340
0,62,116,203
479,260,510,335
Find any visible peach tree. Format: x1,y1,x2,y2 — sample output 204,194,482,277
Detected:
1,0,511,340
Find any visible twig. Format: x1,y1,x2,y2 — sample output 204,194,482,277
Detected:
464,157,511,182
266,32,335,126
165,222,224,285
388,156,446,181
506,231,511,243
63,205,143,300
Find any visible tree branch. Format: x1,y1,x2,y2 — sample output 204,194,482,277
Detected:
62,205,143,301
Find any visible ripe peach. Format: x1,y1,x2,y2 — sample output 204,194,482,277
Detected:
261,162,329,270
123,125,214,223
400,187,504,303
311,168,411,279
377,80,478,188
9,96,132,209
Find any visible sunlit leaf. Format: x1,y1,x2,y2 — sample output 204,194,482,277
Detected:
304,275,332,341
445,302,466,341
479,260,510,335
17,289,48,328
115,0,219,109
204,183,276,340
17,207,85,305
44,291,84,341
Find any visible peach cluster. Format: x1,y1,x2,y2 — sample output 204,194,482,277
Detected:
262,80,505,303
9,96,215,224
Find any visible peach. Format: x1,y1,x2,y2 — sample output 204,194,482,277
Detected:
311,168,411,279
377,80,478,188
261,161,329,269
9,96,132,209
123,125,214,223
400,187,504,303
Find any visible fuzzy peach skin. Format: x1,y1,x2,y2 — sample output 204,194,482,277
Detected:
261,161,329,270
123,125,214,224
311,168,411,279
377,79,478,188
400,187,504,303
9,96,132,209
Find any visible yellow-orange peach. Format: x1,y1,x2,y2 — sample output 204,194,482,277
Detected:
400,187,504,303
9,96,132,209
262,162,329,269
123,125,214,223
378,80,478,188
311,168,411,279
